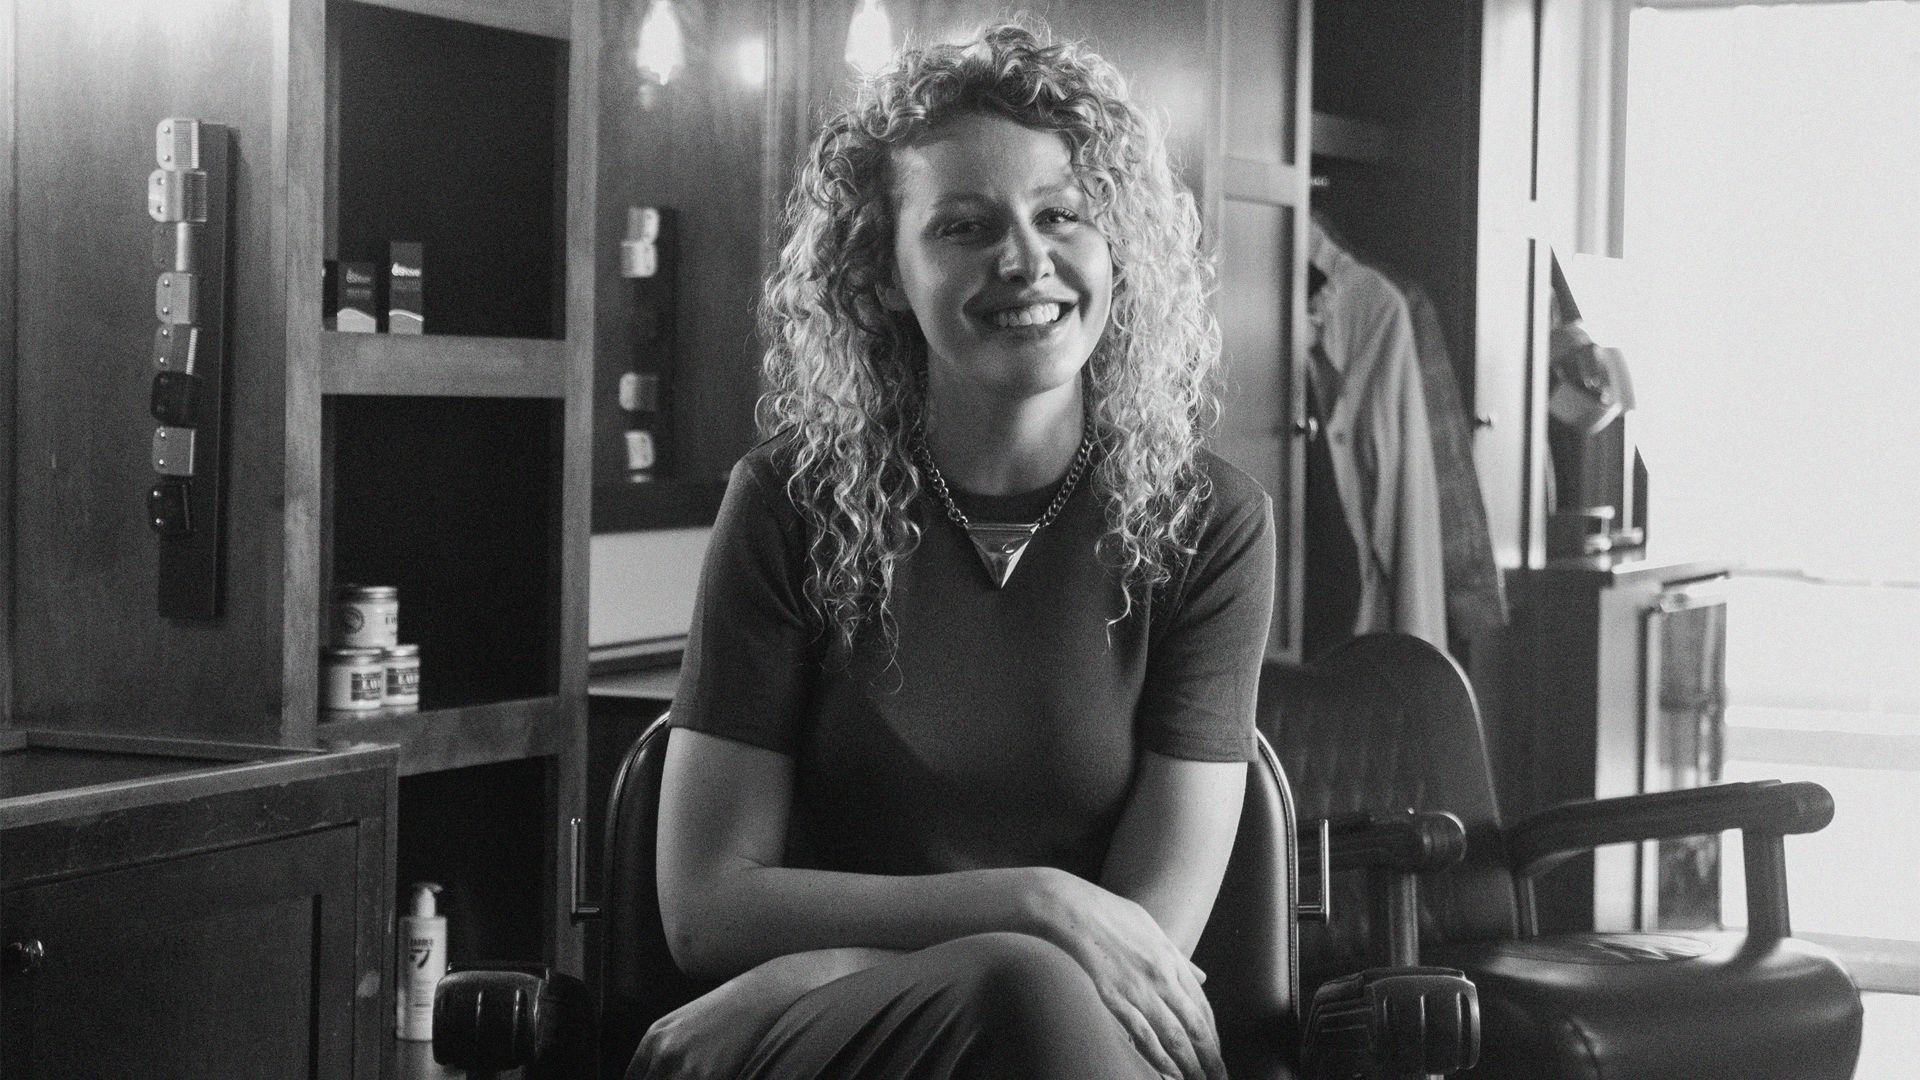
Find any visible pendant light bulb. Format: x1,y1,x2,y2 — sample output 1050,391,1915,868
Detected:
636,0,685,87
845,0,895,75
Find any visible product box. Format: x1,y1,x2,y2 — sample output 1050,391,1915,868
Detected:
388,241,424,334
336,260,379,333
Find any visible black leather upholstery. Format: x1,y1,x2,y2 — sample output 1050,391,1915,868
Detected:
598,717,1306,1080
1260,637,1516,988
1259,633,1864,1080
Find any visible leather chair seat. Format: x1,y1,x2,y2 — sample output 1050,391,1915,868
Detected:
1427,932,1861,1080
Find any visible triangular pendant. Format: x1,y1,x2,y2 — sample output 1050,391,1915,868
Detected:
965,522,1039,589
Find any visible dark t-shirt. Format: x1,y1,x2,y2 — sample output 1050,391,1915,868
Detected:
670,434,1276,882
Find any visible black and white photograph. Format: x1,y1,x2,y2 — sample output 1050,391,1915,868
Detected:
1,1,1914,1077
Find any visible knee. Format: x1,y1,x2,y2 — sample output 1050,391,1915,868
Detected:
935,933,1147,1079
941,932,1101,1028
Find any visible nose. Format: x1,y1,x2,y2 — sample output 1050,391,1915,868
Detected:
995,220,1055,284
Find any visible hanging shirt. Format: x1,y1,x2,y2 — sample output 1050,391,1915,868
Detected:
1396,280,1508,642
1306,223,1448,649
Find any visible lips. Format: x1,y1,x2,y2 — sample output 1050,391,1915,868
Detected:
982,301,1072,329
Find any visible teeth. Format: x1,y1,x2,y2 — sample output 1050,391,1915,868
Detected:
989,303,1063,328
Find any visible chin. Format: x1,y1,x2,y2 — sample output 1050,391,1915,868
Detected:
985,353,1091,400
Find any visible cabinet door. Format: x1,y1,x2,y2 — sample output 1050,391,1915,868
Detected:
1216,0,1310,660
2,827,361,1080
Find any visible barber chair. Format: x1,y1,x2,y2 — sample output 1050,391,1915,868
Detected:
433,713,1480,1079
1261,633,1863,1080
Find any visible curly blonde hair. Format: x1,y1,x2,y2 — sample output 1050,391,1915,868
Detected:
759,21,1221,653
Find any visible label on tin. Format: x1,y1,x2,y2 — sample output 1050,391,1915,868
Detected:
334,598,399,648
324,656,387,711
385,664,420,701
351,669,384,703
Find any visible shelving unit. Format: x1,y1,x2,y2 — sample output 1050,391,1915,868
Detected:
312,0,594,1002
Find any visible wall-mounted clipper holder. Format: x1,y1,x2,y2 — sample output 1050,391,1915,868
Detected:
618,206,677,481
146,117,233,619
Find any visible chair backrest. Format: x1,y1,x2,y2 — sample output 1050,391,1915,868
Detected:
596,713,713,1080
595,714,1305,1077
1258,633,1519,986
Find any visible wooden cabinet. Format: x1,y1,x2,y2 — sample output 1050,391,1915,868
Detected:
1498,557,1735,933
1,733,396,1079
2,0,596,1068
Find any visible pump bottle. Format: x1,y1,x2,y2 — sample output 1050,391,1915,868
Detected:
397,882,446,1041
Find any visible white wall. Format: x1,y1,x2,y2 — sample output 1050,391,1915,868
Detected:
588,528,711,649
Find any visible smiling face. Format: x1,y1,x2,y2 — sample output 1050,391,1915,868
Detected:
883,112,1114,406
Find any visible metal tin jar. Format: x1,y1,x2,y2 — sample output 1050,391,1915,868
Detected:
323,647,387,711
382,644,421,709
334,584,399,648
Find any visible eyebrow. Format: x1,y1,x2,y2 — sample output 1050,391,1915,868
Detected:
926,181,1083,210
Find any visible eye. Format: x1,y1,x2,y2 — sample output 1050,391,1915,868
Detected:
937,218,985,239
1039,207,1081,227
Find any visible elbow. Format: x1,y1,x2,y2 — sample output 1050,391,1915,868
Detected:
658,877,741,980
659,887,715,978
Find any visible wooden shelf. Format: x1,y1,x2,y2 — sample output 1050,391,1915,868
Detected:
317,696,573,776
349,0,569,41
320,332,567,398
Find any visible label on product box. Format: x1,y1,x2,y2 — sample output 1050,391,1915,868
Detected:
337,260,378,333
388,242,424,334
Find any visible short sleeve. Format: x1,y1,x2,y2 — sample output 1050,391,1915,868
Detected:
1135,468,1277,762
668,449,819,755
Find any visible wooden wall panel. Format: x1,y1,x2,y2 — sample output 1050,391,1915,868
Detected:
11,0,289,738
596,0,775,497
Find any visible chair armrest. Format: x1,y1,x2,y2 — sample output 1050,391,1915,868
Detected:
1507,780,1834,881
1310,810,1468,875
434,964,594,1080
1300,811,1467,967
1304,966,1480,1078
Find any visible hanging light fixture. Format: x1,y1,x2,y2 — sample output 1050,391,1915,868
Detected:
844,0,894,74
635,0,685,106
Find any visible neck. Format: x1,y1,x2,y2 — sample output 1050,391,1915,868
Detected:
922,375,1084,496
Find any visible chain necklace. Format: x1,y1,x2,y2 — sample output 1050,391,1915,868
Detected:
910,408,1096,589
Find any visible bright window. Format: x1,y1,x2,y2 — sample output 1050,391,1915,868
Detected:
1619,7,1920,1072
1621,0,1920,976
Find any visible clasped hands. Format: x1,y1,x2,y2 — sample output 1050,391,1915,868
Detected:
629,867,1225,1080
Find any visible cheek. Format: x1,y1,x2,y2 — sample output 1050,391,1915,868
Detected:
1080,243,1115,322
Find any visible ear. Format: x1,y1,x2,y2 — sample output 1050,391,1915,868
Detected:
877,281,910,313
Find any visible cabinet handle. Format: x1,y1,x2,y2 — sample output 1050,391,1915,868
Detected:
1289,417,1321,440
5,938,46,976
568,817,602,925
1473,413,1497,429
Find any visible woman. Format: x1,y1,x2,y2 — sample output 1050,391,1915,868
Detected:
635,22,1275,1080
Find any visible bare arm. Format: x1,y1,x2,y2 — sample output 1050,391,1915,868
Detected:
656,726,1063,980
1099,751,1247,954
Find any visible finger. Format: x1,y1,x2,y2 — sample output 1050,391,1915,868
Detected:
1187,957,1208,984
1173,963,1226,1080
1137,986,1206,1080
1155,964,1221,1080
1110,993,1184,1080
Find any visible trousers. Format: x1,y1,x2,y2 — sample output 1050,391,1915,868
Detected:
737,932,1161,1080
